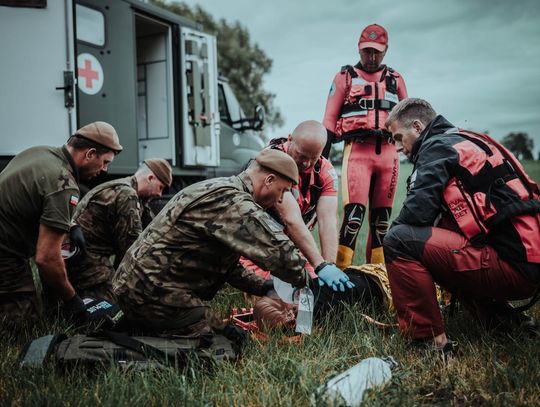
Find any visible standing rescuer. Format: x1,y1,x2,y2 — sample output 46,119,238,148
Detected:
0,121,122,326
67,158,172,303
323,23,408,268
384,98,540,355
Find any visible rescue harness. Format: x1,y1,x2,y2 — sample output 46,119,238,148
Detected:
335,64,399,143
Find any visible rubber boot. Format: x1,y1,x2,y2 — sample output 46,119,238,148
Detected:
337,245,354,269
370,247,385,264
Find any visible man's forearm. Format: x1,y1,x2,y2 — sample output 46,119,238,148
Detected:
36,254,76,301
285,221,324,268
318,220,338,263
316,197,339,263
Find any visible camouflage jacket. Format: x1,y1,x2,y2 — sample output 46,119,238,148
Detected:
113,172,309,308
69,176,142,287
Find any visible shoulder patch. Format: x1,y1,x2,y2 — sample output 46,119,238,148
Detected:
70,195,79,206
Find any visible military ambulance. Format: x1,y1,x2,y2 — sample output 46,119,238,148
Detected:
0,0,265,189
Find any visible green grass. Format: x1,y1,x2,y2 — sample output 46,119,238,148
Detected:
2,160,540,406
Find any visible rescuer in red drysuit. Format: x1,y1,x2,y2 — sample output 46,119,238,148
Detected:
240,120,354,292
323,23,408,268
384,98,540,353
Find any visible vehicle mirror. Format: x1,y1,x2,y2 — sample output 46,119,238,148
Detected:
253,104,265,130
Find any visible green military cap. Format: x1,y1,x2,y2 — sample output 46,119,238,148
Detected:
75,121,123,152
255,148,299,185
144,158,173,186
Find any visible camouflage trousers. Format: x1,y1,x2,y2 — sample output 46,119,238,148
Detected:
115,291,225,336
0,255,39,325
68,254,115,298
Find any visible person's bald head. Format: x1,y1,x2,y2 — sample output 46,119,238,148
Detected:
288,120,327,172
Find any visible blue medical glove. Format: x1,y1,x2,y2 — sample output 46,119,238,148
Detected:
316,262,355,292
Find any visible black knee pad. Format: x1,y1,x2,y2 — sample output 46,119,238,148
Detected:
339,203,366,248
369,207,391,248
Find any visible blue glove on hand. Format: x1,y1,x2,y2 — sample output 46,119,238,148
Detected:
316,262,355,292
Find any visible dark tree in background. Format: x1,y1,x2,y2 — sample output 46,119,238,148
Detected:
152,0,283,129
501,132,534,160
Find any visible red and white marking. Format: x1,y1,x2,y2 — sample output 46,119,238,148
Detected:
77,53,103,95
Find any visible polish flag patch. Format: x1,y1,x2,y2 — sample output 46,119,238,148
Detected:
70,195,79,206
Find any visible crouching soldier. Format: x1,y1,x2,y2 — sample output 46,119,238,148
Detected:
112,149,311,337
0,122,122,327
67,159,172,302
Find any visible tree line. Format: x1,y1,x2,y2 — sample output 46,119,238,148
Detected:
500,132,537,161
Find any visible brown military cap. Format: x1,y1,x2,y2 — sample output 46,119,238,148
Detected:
255,148,299,185
144,158,173,186
76,121,123,152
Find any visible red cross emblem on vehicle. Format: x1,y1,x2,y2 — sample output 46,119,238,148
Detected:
77,53,104,95
78,59,99,88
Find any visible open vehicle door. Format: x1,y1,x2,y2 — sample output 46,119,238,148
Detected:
180,27,220,167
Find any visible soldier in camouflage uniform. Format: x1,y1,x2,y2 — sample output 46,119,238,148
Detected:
68,159,172,302
0,122,122,325
112,149,311,336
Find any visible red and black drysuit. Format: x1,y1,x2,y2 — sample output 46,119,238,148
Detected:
384,115,540,340
323,62,407,267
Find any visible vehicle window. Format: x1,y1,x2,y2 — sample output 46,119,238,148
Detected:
76,4,105,47
218,84,230,123
221,82,246,123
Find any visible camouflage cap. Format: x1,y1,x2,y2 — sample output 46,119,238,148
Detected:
144,158,173,186
76,121,123,152
255,148,299,185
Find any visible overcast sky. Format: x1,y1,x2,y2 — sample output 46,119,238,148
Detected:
178,0,540,156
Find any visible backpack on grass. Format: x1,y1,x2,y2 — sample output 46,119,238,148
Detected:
18,330,238,369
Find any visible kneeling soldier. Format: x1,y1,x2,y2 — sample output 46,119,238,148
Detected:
68,159,172,302
112,149,310,336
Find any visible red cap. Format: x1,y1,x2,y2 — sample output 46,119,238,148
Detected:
358,24,388,52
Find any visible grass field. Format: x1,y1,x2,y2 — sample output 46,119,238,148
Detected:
1,161,540,406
